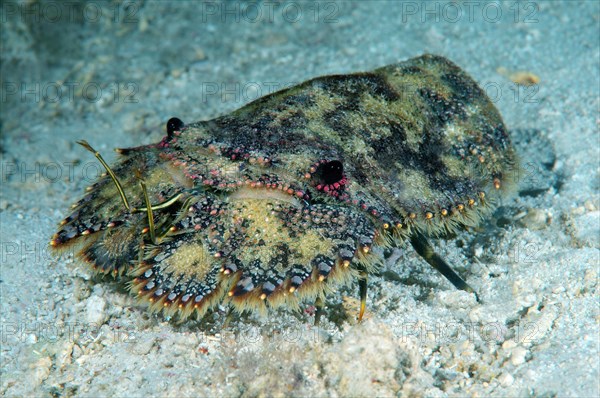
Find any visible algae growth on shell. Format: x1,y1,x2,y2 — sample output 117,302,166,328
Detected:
51,54,518,322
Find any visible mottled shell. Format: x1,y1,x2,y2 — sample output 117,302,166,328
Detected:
51,54,517,320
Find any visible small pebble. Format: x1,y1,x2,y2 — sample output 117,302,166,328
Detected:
30,356,52,385
498,372,515,387
195,48,206,60
72,344,84,359
519,208,549,230
139,15,149,32
55,341,74,369
584,200,596,211
86,295,107,325
502,340,517,350
131,335,157,355
511,346,528,366
509,71,540,86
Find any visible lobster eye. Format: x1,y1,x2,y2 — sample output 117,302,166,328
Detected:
321,160,344,184
166,117,184,138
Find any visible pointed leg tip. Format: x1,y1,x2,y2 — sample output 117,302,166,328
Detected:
358,304,366,323
358,273,368,323
313,296,324,326
461,284,480,303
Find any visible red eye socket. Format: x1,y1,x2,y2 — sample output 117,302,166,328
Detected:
311,160,347,198
320,160,344,184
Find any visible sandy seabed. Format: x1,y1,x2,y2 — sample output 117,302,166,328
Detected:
1,1,598,397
